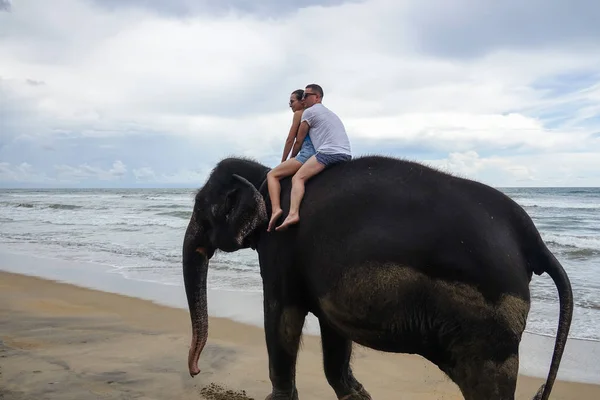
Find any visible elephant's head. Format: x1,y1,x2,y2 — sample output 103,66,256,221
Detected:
182,158,269,377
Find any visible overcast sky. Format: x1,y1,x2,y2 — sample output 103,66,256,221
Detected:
1,0,599,188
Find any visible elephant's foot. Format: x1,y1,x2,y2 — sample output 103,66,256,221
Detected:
338,384,372,400
264,387,299,400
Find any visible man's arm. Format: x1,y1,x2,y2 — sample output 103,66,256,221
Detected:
290,121,310,158
281,110,303,163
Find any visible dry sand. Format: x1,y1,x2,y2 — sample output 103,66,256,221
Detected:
1,270,599,400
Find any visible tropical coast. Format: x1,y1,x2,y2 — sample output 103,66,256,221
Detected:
2,267,600,400
3,1,600,399
2,186,600,399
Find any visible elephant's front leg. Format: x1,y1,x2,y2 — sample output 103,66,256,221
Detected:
320,321,372,400
264,300,307,400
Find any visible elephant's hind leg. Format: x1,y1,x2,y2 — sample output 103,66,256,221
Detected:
319,320,372,400
448,352,519,400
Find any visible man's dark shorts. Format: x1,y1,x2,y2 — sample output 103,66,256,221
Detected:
315,152,352,167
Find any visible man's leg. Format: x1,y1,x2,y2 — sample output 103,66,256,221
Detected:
267,158,303,232
275,155,325,231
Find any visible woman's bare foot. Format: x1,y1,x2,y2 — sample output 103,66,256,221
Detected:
267,208,283,232
275,212,300,231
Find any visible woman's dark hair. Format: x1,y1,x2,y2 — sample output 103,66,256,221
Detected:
291,89,304,100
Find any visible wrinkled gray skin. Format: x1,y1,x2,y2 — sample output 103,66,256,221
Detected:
182,156,573,400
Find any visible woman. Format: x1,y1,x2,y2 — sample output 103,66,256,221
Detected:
266,89,316,232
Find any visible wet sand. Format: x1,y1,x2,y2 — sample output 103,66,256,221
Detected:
1,270,599,399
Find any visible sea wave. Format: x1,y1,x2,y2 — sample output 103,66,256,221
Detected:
544,234,600,253
1,201,95,210
155,211,192,219
518,200,599,210
0,234,182,265
145,204,188,210
0,214,186,229
531,288,600,311
562,247,600,259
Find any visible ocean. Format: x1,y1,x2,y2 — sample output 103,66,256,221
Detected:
1,187,599,344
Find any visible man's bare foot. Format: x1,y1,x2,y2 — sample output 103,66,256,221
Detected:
275,212,299,231
267,208,283,232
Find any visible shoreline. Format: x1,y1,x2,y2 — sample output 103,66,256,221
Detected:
1,247,599,386
2,270,600,400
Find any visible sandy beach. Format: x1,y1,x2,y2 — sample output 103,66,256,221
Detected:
1,270,599,400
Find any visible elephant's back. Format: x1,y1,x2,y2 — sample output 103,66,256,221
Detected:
292,155,534,303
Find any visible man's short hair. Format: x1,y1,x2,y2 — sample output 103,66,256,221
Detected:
305,83,324,98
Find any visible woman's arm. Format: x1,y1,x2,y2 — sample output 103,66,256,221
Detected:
281,110,303,163
290,121,309,158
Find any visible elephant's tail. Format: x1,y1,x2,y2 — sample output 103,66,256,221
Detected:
531,247,574,400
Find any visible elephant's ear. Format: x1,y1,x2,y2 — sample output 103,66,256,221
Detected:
232,174,255,191
229,174,268,245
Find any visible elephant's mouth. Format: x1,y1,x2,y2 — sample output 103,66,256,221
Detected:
241,235,256,249
195,247,210,257
218,235,253,252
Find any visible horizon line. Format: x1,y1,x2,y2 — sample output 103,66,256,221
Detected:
2,185,600,190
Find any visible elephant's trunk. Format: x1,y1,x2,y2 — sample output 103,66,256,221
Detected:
182,214,210,377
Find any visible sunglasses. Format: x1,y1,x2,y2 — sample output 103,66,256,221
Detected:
289,92,317,106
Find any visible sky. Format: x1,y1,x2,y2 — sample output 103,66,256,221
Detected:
1,0,599,188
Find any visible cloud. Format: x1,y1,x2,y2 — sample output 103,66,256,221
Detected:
1,0,599,188
0,162,47,184
403,0,600,59
424,151,600,187
131,166,213,185
0,160,128,186
0,160,213,188
90,0,359,17
54,160,127,182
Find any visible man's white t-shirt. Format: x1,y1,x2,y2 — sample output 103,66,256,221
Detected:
301,103,351,156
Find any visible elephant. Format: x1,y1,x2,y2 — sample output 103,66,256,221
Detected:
182,155,573,400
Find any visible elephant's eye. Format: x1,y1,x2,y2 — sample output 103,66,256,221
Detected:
224,189,238,209
214,188,238,221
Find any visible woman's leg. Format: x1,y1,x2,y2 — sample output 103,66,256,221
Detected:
267,158,303,232
275,155,325,231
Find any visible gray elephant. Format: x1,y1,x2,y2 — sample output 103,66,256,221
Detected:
182,156,573,400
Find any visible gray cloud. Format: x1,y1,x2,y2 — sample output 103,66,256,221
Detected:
2,0,600,188
54,160,127,182
0,0,10,12
406,0,600,58
91,0,360,17
26,79,45,86
0,79,36,147
0,77,61,153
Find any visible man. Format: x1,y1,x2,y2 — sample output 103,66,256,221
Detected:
275,83,352,231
